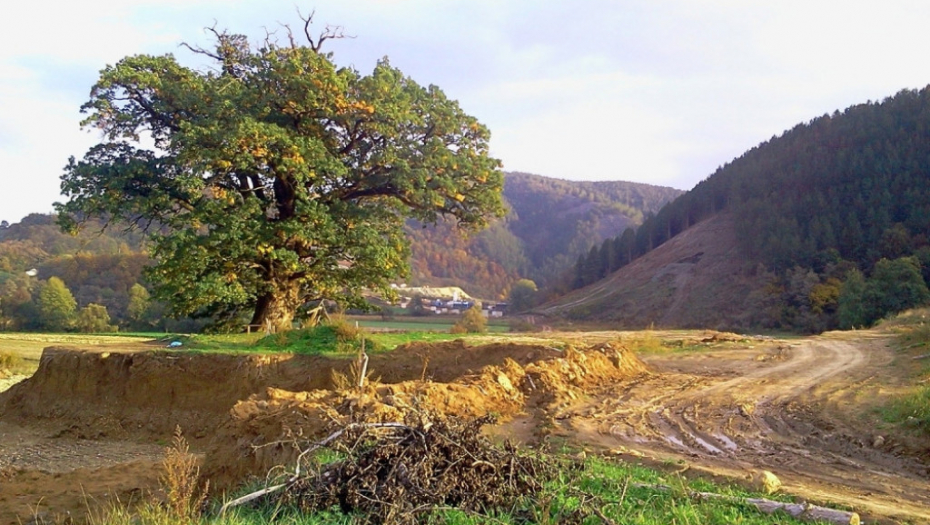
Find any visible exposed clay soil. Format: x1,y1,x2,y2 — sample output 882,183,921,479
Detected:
1,332,928,524
0,340,642,524
557,331,930,524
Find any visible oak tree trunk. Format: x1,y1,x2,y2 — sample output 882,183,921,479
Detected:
250,280,301,333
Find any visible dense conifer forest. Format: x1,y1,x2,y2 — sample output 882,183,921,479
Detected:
570,87,930,331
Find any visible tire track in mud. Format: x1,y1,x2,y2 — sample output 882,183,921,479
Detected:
564,333,930,523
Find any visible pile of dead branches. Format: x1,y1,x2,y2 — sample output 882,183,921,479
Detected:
254,414,551,524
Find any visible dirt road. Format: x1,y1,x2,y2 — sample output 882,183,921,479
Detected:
561,331,930,524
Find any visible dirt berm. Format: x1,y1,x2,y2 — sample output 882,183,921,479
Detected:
0,340,646,490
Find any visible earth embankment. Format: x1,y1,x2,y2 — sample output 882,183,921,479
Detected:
0,341,607,442
0,339,645,524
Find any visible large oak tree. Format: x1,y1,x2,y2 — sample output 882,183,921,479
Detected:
58,23,504,332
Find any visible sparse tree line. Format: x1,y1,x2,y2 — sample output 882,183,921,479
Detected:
569,87,930,331
0,215,203,332
0,271,205,333
1,275,146,333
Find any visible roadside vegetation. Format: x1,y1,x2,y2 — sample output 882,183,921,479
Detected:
878,309,930,434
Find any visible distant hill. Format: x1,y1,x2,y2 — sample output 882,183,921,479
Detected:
0,214,155,330
552,87,930,332
540,212,762,329
406,172,683,299
0,173,682,326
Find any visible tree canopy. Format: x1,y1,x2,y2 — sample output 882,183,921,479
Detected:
508,278,538,313
38,276,77,331
57,22,504,332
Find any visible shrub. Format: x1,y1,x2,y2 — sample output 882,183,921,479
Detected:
451,306,487,334
328,314,361,341
76,303,118,333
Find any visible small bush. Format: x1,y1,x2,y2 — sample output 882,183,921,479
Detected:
161,427,208,522
0,351,22,371
451,306,487,334
328,315,360,341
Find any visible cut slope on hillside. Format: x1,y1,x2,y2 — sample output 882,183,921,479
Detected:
567,87,930,331
540,212,762,329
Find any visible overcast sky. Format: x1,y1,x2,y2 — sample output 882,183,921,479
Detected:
3,0,930,223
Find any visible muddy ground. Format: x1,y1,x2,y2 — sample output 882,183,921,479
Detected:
0,331,928,524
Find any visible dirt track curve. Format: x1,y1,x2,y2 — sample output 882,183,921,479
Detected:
562,331,930,524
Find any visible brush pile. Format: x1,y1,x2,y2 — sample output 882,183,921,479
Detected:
261,414,553,524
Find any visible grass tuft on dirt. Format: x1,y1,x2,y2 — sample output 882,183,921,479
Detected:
883,386,930,432
0,350,23,373
254,323,384,355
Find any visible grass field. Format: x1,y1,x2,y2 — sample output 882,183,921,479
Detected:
0,332,156,362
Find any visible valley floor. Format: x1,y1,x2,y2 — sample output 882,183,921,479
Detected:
0,330,927,524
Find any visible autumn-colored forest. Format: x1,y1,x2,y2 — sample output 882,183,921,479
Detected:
0,172,680,330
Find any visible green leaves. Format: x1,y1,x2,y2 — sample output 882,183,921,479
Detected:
838,257,930,328
58,24,503,331
38,276,77,331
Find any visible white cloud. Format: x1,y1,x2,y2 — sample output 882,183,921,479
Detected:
4,0,930,220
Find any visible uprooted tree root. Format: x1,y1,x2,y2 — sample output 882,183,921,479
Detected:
227,413,563,524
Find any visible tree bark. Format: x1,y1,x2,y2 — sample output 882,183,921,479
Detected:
250,280,301,333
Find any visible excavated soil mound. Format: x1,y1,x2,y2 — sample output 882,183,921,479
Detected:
0,341,583,443
0,347,331,442
0,340,644,522
203,342,645,489
0,341,645,489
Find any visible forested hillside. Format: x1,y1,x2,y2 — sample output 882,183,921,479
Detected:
407,172,682,298
565,87,930,331
0,215,188,331
1,172,680,328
